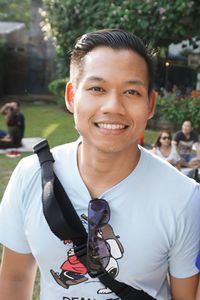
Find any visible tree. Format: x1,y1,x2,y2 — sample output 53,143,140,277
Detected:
42,0,200,76
0,0,31,26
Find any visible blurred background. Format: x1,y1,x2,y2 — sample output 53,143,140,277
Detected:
0,0,199,109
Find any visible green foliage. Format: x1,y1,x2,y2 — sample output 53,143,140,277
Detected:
0,37,6,59
43,0,200,76
155,96,200,130
48,78,68,108
0,37,6,50
0,0,31,26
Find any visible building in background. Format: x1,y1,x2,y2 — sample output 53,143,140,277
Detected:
0,0,56,97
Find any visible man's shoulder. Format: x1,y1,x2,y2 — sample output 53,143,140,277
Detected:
191,130,199,140
174,130,183,140
143,147,196,185
17,111,24,116
18,141,77,173
16,111,25,120
142,148,199,212
51,140,78,158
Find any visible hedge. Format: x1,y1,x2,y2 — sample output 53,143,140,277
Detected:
152,96,200,131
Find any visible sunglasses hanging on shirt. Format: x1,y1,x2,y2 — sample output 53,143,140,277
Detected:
87,198,110,275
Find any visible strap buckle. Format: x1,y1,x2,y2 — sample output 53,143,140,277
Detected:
33,139,54,165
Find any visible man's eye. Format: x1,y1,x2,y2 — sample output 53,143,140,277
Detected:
89,87,104,92
124,89,140,96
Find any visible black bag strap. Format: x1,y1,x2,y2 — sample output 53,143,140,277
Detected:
33,139,87,246
33,139,155,300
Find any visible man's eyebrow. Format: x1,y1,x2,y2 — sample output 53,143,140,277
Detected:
125,80,145,86
85,76,107,83
85,77,145,86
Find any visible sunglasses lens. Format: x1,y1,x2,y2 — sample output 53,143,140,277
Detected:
89,199,110,227
87,199,110,273
87,235,110,271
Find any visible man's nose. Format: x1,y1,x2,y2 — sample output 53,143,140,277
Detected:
100,92,125,114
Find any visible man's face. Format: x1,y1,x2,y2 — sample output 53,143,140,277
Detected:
66,47,155,154
182,121,192,135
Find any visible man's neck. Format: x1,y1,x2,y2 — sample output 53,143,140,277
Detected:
161,144,170,150
77,142,140,199
183,131,191,139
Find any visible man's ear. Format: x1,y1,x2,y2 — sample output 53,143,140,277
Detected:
65,82,74,113
147,90,157,120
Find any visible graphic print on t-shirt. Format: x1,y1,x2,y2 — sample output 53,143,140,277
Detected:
50,215,124,295
178,140,194,155
50,240,88,289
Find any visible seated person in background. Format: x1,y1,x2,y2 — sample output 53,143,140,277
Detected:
173,120,200,169
0,101,25,139
0,103,8,138
0,102,22,149
12,101,25,139
151,129,181,169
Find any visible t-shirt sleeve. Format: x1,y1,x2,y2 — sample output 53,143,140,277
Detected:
173,131,181,144
193,131,199,143
0,159,31,253
168,185,200,278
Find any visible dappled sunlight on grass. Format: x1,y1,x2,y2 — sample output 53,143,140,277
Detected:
42,123,59,138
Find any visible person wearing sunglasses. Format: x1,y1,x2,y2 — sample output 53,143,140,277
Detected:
0,29,200,300
151,129,181,169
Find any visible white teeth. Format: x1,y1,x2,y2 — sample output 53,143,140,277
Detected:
98,123,125,130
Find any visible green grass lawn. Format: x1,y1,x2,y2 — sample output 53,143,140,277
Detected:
0,101,158,299
0,102,79,198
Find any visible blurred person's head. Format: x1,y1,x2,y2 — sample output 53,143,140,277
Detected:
182,120,193,135
10,101,20,112
154,129,172,148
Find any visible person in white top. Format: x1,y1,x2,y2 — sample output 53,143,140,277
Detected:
0,29,200,300
151,129,181,169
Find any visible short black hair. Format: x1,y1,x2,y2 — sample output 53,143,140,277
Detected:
70,29,155,94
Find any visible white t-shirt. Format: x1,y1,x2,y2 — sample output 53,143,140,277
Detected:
154,144,180,165
0,141,200,300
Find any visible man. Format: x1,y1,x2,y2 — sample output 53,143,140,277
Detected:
0,29,200,300
173,120,200,168
12,101,25,139
0,101,25,140
0,101,23,149
0,102,12,138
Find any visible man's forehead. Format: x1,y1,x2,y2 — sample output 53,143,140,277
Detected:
70,46,148,87
84,75,145,86
84,46,138,61
82,47,146,72
183,121,192,126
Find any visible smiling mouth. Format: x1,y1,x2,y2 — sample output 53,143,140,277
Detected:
95,123,128,130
